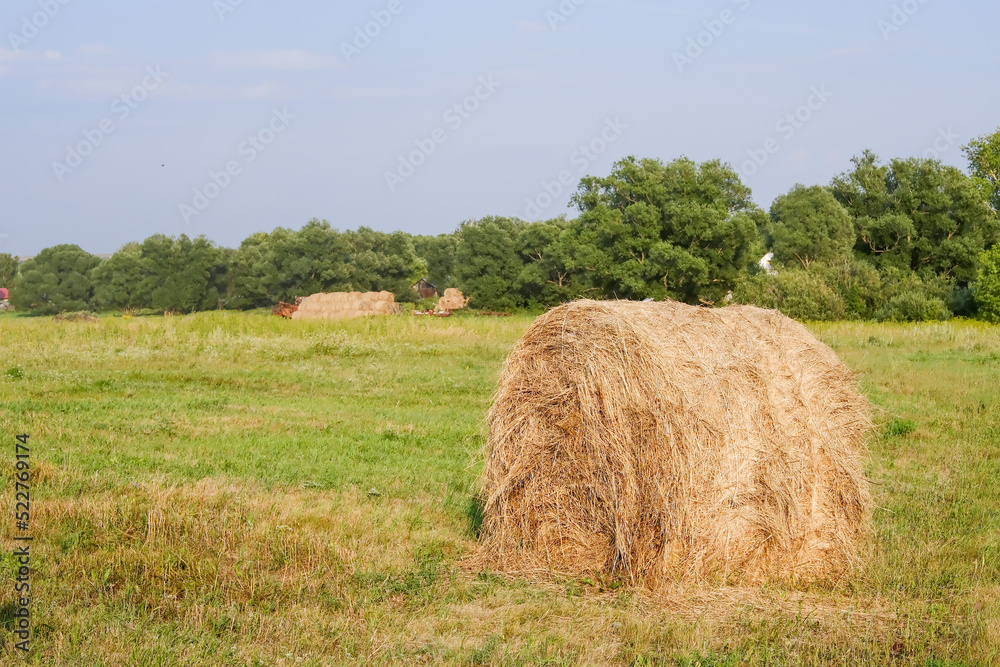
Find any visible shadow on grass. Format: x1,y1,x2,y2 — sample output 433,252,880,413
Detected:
0,601,17,630
466,495,485,538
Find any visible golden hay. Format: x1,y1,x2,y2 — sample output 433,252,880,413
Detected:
472,299,871,588
292,291,399,319
435,287,469,311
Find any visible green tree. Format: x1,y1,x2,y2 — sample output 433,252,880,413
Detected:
568,156,765,304
831,151,999,285
92,243,149,311
768,185,853,269
0,253,18,290
270,220,352,299
454,216,527,311
964,127,1000,212
516,217,581,307
139,235,230,313
344,227,426,301
975,245,1000,322
228,221,353,306
11,245,100,314
412,233,457,291
228,232,278,309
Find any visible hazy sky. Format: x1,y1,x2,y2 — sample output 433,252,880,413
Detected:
2,1,998,254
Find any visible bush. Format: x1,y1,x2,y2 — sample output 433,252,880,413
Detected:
876,292,951,322
734,260,959,322
733,268,847,321
874,269,952,322
11,245,100,315
975,246,1000,322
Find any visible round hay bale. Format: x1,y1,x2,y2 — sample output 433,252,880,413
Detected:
436,288,468,311
473,299,871,587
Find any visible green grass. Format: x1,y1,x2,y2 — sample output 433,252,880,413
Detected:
0,311,998,665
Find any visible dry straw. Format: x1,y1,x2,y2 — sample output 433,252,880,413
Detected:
472,299,871,588
436,288,469,311
290,291,400,320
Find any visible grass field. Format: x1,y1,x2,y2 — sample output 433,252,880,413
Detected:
0,310,998,665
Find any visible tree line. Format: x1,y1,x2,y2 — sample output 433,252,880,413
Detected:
6,128,1000,322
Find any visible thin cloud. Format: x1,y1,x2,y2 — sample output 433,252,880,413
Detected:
77,44,120,57
516,20,548,32
330,86,412,101
208,49,343,72
168,81,285,101
0,48,61,76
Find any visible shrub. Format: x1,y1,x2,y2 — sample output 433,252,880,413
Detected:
975,246,1000,322
734,268,847,321
875,269,952,322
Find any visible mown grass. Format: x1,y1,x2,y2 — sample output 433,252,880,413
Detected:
0,310,997,665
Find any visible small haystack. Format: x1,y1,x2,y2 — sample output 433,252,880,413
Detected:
291,291,399,320
54,311,99,323
473,299,871,587
435,288,469,312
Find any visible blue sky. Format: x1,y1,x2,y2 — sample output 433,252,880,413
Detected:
1,0,998,254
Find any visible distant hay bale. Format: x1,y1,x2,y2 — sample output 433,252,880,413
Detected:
472,299,871,587
435,287,469,311
289,291,399,320
54,311,99,323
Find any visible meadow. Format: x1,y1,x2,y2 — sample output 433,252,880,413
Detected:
0,310,997,665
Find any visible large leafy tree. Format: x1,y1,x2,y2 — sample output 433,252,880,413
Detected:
229,232,279,309
344,227,426,301
269,220,353,300
516,217,581,307
768,185,854,269
92,243,149,310
454,216,527,311
229,220,426,306
0,253,18,290
568,156,765,304
964,127,1000,213
831,151,999,285
412,233,457,291
230,221,352,305
139,234,230,313
11,244,100,314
